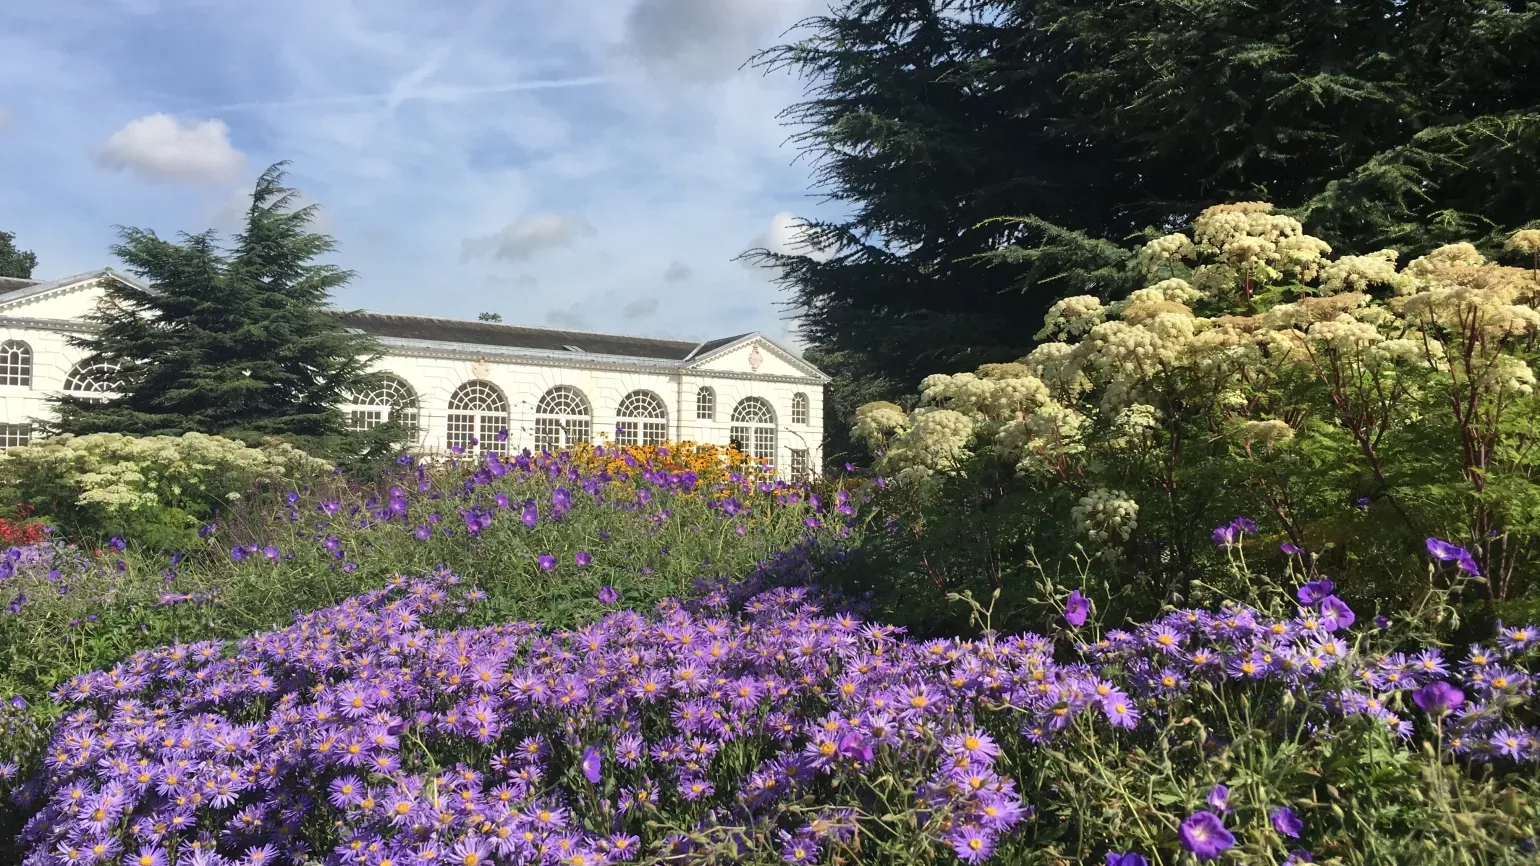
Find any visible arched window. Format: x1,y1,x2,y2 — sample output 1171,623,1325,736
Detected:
535,385,592,452
730,397,777,466
0,341,33,387
345,374,420,441
62,361,122,403
791,392,810,425
447,380,509,454
695,386,715,420
616,390,668,446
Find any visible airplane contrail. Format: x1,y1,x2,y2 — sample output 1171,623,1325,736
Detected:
210,76,612,112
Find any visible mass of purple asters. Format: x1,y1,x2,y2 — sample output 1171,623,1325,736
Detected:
16,574,1031,866
10,559,1538,866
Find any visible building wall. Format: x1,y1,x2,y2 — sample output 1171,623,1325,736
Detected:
0,319,825,475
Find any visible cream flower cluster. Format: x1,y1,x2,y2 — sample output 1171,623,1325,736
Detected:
858,207,1540,531
0,432,329,511
1071,487,1139,558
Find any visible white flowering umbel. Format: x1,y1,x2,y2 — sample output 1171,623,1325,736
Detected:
856,206,1540,593
0,432,330,512
1071,488,1139,560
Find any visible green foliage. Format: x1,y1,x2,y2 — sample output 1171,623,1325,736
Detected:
0,230,37,280
0,432,330,549
751,0,1540,439
49,163,383,451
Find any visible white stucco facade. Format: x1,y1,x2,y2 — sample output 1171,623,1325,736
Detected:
0,270,827,476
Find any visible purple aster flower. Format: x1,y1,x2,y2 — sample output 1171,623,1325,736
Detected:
1499,624,1537,653
1065,590,1090,627
538,554,556,572
575,551,592,567
1105,855,1150,866
1296,578,1334,606
1271,806,1303,838
1491,729,1530,760
597,586,621,605
948,827,994,864
1179,811,1236,861
1413,681,1464,715
581,747,602,784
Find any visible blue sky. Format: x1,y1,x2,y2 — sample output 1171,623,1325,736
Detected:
0,0,836,345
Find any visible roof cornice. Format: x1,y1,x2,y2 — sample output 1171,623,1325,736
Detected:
683,332,829,382
377,338,822,385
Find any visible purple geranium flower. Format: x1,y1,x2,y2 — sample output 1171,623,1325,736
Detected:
1319,595,1355,631
1179,811,1236,861
538,555,556,572
1296,578,1334,606
1105,854,1149,866
1065,590,1090,627
575,551,592,567
1280,542,1305,556
597,586,621,605
581,747,602,784
1412,681,1464,716
1206,785,1232,814
1271,806,1303,838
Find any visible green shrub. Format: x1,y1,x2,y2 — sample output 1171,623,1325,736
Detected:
0,432,329,549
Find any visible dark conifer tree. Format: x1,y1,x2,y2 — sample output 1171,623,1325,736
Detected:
52,164,382,448
750,0,1540,461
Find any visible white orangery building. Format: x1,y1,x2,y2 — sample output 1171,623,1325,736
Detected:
0,269,827,477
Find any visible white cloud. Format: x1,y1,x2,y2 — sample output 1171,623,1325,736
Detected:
461,212,597,262
623,296,660,319
95,113,247,186
662,260,692,282
758,211,834,262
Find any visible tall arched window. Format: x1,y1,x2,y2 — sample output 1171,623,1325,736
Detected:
447,380,509,454
616,390,668,446
731,397,777,466
345,374,420,441
791,392,810,425
0,341,33,387
695,386,715,420
62,360,122,403
535,386,592,452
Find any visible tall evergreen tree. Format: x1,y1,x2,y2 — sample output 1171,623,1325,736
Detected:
52,164,382,446
0,230,38,279
751,0,1540,457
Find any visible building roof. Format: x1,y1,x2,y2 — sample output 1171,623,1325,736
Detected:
336,310,708,362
